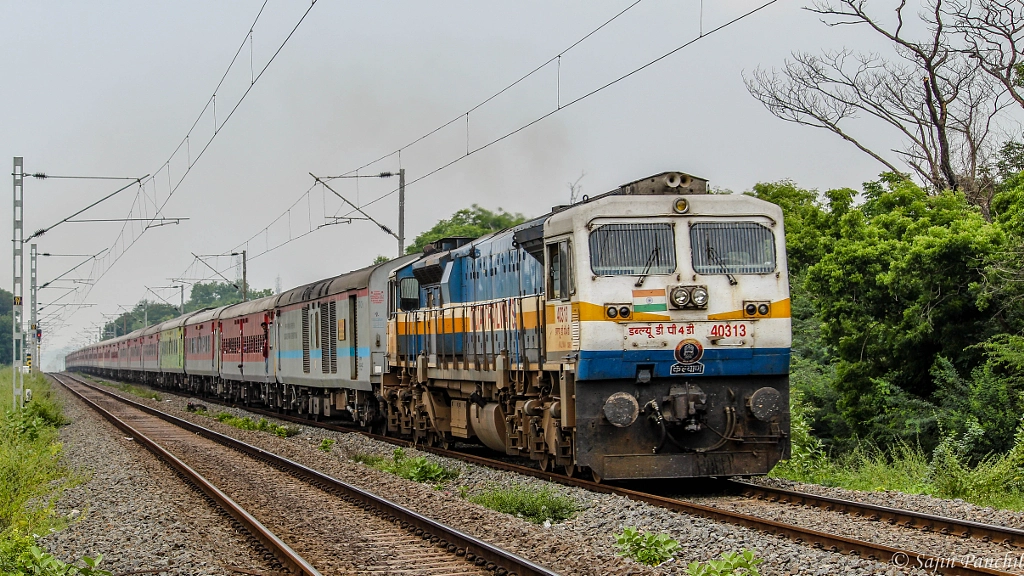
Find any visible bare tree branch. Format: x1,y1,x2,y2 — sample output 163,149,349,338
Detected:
949,0,1024,110
746,0,1013,215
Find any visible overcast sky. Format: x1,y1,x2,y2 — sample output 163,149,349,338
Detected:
0,1,966,367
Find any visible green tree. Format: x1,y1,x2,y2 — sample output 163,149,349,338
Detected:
754,174,1024,457
405,205,527,254
805,176,1004,445
185,281,271,312
750,181,837,273
101,281,273,338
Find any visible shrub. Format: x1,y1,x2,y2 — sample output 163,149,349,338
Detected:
927,419,1024,508
102,381,160,402
687,550,763,575
468,483,577,524
614,526,680,566
0,372,80,536
213,412,298,438
318,438,335,452
0,372,90,575
0,532,111,576
353,449,459,484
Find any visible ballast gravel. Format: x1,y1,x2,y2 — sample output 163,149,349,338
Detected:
39,379,275,576
47,375,961,576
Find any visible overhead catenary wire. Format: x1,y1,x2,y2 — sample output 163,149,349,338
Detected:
61,1,777,348
336,0,781,215
54,1,320,334
195,0,649,270
25,179,147,242
23,174,143,181
165,0,782,293
177,0,781,283
321,0,646,183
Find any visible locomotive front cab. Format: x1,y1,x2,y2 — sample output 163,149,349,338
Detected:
548,172,792,480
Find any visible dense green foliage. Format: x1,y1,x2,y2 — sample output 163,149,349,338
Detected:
0,371,108,575
185,281,273,312
405,205,527,255
465,483,577,524
0,372,76,534
212,412,298,438
614,527,680,567
352,448,459,484
687,550,763,576
759,163,1024,507
101,281,273,339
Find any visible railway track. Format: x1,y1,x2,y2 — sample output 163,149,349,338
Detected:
53,373,558,576
73,372,1022,576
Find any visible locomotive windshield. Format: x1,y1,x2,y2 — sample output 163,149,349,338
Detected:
589,223,676,275
690,222,776,275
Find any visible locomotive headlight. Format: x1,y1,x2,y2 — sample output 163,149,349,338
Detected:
670,286,690,308
619,306,631,318
606,306,618,318
673,197,689,214
691,287,709,307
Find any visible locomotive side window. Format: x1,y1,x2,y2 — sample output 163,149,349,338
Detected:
546,240,573,300
690,222,775,275
399,277,420,311
589,223,675,276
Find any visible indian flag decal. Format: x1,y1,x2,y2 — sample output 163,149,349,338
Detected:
632,289,667,313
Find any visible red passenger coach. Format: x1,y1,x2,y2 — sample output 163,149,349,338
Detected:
141,326,160,382
184,308,221,384
219,295,278,392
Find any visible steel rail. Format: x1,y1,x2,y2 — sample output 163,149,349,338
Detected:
56,373,559,576
725,480,1024,548
67,371,1018,576
51,373,321,576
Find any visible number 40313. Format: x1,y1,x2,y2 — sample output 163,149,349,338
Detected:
709,323,747,338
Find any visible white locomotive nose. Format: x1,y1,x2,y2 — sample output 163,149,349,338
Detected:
602,392,640,428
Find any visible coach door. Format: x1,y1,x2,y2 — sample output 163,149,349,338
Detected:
545,238,577,362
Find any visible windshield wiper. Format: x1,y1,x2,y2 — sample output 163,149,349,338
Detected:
705,241,738,286
635,246,659,287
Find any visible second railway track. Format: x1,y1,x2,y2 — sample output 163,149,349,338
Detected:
53,372,557,576
70,372,1024,576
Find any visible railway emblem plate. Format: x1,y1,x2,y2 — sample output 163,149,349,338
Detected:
671,338,704,375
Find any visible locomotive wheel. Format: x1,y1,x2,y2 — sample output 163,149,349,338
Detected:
563,464,578,477
590,468,603,484
436,433,452,450
539,454,553,473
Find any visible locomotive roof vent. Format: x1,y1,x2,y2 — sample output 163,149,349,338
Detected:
424,236,475,255
618,171,707,196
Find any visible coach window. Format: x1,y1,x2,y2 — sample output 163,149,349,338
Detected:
399,277,420,311
546,240,573,300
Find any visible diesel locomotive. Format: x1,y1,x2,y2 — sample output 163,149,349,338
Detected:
68,171,791,481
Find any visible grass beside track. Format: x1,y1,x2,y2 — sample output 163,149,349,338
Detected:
87,376,160,401
352,448,459,485
465,484,578,524
772,401,1024,511
0,370,109,574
